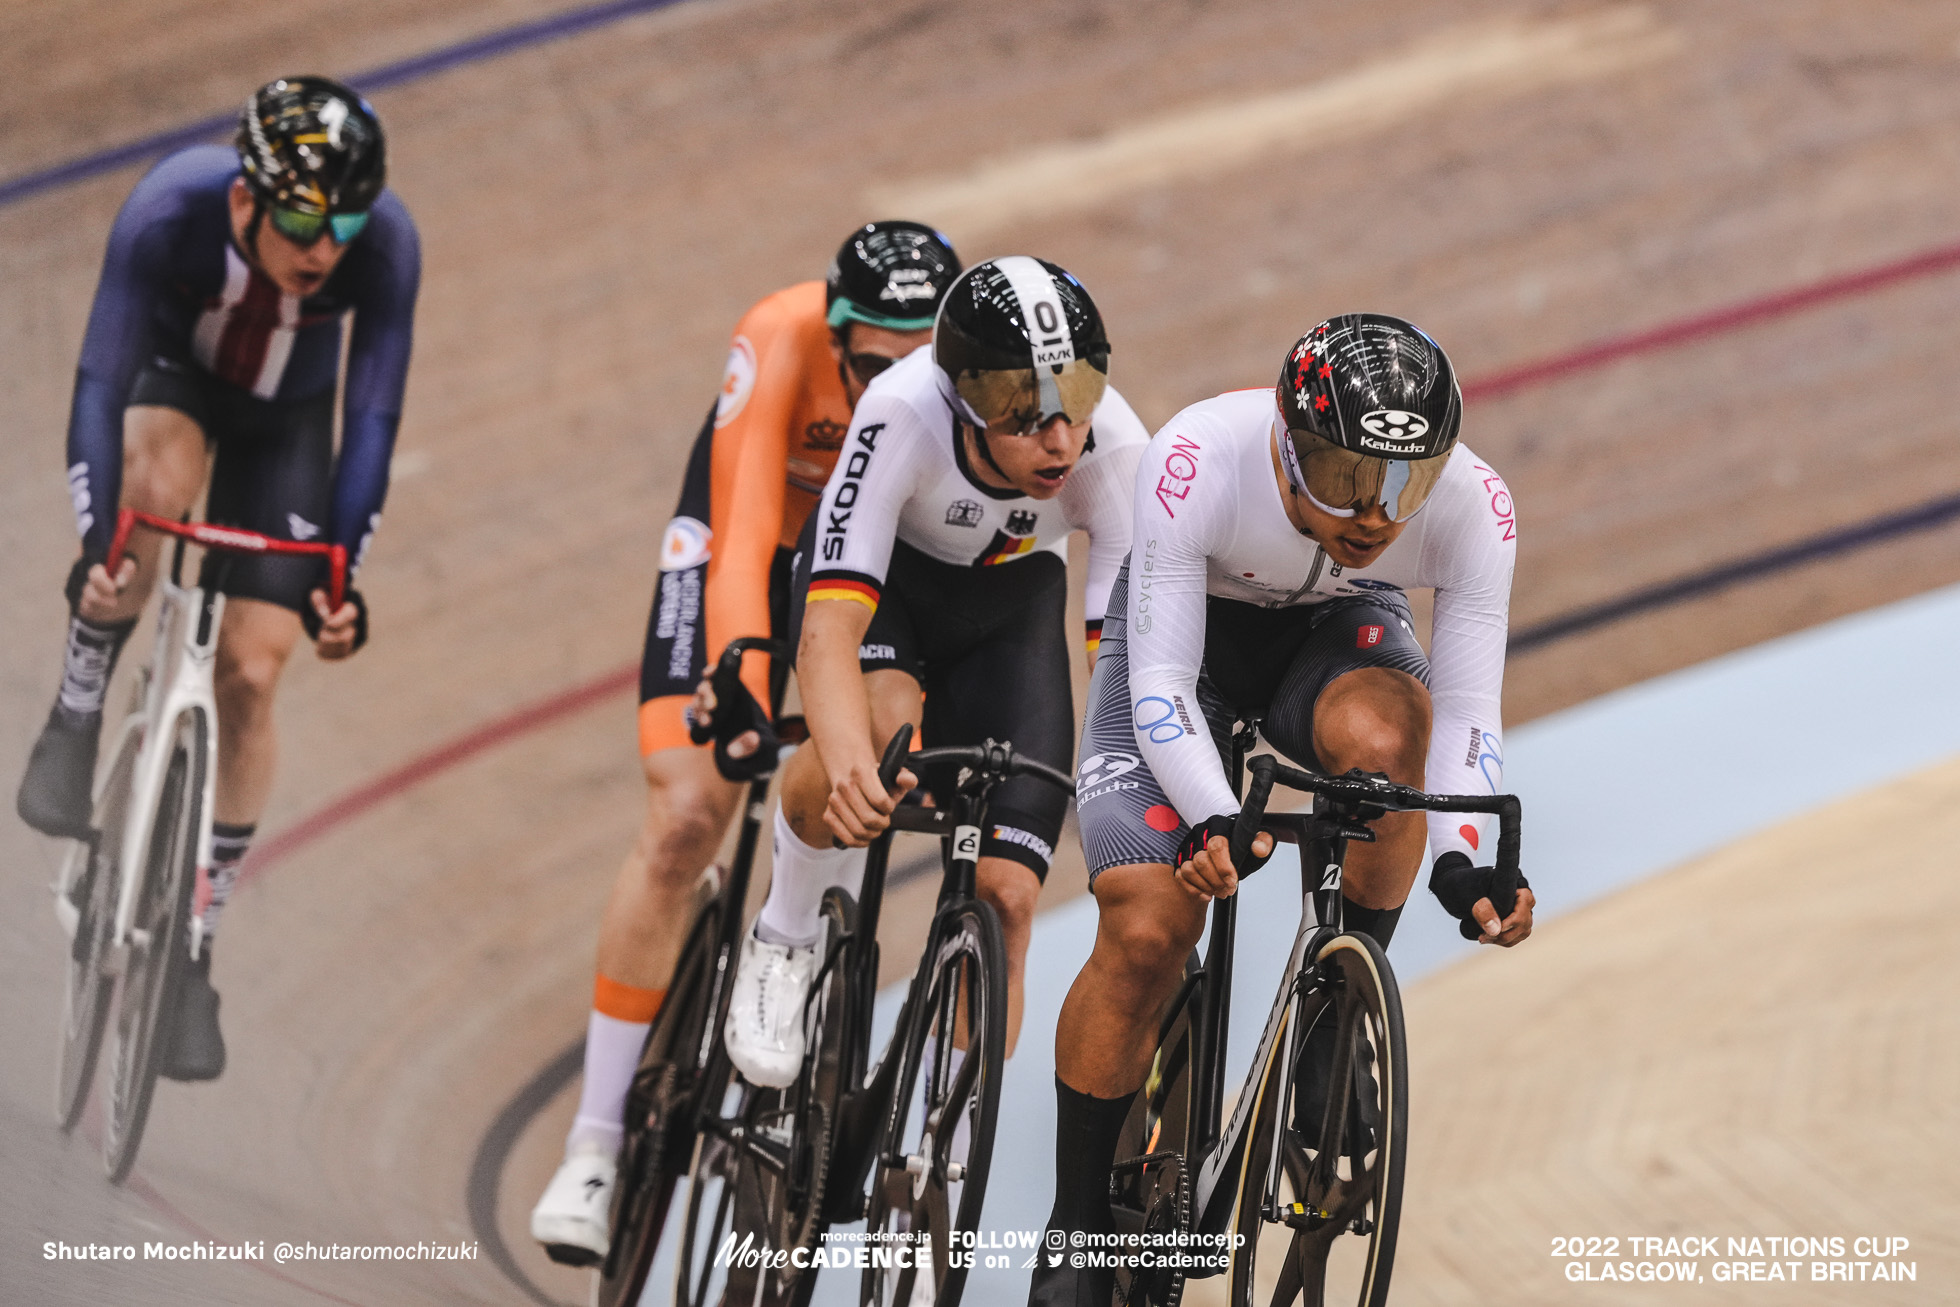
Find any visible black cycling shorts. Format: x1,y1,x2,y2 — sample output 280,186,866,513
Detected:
789,523,1074,880
129,358,335,614
638,406,796,753
1077,558,1430,878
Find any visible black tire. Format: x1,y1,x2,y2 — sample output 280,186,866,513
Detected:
1110,970,1203,1307
103,716,204,1184
55,733,140,1131
595,895,728,1304
671,889,853,1307
1228,932,1406,1307
861,900,1007,1307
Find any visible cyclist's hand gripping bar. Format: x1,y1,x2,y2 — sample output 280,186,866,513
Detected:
881,739,1074,837
688,637,785,781
1234,754,1525,936
106,508,348,610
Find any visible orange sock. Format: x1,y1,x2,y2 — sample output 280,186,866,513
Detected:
593,973,665,1024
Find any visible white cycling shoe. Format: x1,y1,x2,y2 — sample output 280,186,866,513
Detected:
530,1143,616,1268
725,929,821,1089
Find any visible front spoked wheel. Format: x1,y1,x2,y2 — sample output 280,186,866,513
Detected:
55,733,140,1131
672,889,851,1307
596,895,727,1305
862,900,1007,1307
1231,932,1406,1307
103,717,203,1184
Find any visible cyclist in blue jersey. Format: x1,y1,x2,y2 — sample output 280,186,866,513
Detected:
16,76,420,1082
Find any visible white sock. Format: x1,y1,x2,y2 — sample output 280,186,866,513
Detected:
755,807,866,947
566,1010,648,1155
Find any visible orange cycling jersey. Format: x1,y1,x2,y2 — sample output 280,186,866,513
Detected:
639,281,854,755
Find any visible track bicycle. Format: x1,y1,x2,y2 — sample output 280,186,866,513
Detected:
667,724,1072,1307
53,508,346,1183
1108,723,1522,1307
591,635,804,1301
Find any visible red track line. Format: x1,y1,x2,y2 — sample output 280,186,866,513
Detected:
1463,238,1960,402
240,665,636,882
243,235,1960,878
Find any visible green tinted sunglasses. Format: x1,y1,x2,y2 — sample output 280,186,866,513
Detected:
267,205,370,245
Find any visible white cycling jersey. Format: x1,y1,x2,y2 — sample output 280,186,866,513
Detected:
806,346,1147,644
1127,387,1516,862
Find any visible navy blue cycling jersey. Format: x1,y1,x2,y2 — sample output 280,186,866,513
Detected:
66,144,419,565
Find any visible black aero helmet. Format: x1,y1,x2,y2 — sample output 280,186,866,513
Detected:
236,76,387,216
1275,314,1461,522
934,256,1109,433
826,221,962,333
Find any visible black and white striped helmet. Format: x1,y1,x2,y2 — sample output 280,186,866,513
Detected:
933,256,1109,433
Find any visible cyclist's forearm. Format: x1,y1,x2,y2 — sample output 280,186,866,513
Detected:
798,599,878,776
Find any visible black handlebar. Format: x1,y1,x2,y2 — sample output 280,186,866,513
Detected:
904,741,1075,796
688,637,786,747
1230,754,1522,878
877,723,914,792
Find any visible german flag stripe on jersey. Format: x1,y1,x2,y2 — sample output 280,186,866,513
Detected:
979,534,1038,566
1085,618,1104,654
808,569,882,610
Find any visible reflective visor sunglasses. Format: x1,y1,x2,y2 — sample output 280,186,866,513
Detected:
953,358,1108,437
1283,427,1450,522
267,205,370,246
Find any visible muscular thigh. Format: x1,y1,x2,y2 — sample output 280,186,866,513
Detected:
121,404,210,516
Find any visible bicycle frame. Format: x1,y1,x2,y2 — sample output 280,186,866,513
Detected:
1170,746,1522,1249
816,741,995,1217
54,510,349,963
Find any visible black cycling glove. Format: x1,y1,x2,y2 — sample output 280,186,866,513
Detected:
1429,850,1529,940
300,586,369,653
1177,812,1275,877
687,671,779,783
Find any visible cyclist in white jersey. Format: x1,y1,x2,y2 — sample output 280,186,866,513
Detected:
715,258,1147,1087
1031,314,1535,1305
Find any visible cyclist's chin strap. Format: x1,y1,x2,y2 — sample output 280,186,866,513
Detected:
964,420,1013,483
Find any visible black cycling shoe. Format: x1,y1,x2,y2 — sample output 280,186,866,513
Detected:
161,949,226,1083
1293,1019,1379,1158
17,706,101,840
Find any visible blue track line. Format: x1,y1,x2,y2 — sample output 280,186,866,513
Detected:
0,0,690,209
1508,488,1960,653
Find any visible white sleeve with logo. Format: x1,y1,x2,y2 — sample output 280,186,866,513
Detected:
1417,454,1517,864
1125,412,1242,824
807,389,931,605
1062,386,1149,635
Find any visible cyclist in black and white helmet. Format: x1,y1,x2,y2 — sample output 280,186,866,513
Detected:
709,257,1147,1097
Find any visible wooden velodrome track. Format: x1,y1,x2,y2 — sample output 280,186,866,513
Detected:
3,0,1957,1301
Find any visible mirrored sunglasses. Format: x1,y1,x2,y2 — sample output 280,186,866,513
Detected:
268,205,370,246
953,359,1108,436
1288,428,1449,522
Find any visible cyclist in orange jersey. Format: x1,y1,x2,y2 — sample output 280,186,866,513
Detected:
530,222,962,1266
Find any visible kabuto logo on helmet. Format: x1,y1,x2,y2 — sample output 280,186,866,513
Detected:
1359,410,1430,444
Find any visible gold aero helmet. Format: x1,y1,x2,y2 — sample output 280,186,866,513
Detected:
1275,314,1461,523
933,257,1109,436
